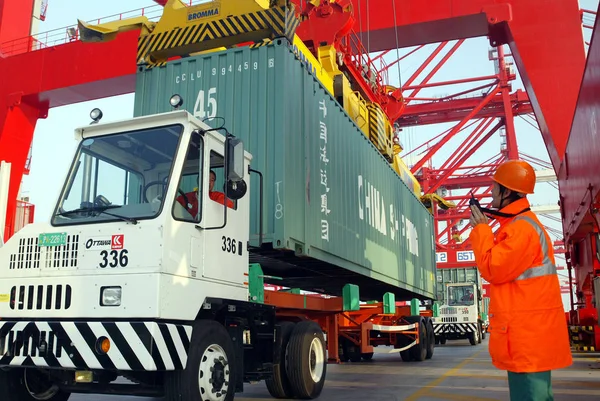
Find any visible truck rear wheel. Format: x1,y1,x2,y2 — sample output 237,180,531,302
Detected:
424,318,435,359
265,321,295,398
285,320,326,399
0,368,70,401
164,320,236,401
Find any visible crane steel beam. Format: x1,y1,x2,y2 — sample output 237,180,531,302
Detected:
0,29,139,239
558,7,600,242
534,169,557,182
346,0,585,172
397,91,533,127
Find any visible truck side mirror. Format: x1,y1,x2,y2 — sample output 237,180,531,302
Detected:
225,136,247,200
226,136,244,182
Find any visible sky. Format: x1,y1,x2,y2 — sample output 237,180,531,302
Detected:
14,0,600,309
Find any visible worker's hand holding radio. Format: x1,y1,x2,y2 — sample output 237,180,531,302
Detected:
469,205,489,227
469,192,489,228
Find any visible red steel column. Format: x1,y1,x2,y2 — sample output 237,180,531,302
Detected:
0,0,35,44
0,97,45,240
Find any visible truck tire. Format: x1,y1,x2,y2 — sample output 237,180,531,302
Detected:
285,320,327,399
164,320,236,401
341,339,362,363
394,325,413,361
468,327,479,346
424,318,435,359
410,318,427,362
266,321,295,399
479,322,486,340
361,352,374,361
0,368,70,401
402,316,427,362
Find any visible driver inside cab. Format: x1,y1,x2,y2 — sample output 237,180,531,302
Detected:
176,170,234,218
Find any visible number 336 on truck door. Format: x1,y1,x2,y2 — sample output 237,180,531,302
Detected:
98,249,129,268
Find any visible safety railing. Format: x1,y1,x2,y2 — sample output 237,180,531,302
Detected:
339,29,388,98
0,0,210,57
14,200,35,234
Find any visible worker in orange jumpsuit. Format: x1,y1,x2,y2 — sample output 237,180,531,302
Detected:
207,170,234,208
177,170,233,217
468,160,572,401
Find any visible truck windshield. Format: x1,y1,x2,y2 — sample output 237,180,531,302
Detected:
52,124,183,226
448,285,475,306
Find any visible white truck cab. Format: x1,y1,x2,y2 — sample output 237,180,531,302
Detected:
432,282,483,346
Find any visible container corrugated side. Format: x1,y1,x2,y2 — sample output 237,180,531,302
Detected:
134,41,436,300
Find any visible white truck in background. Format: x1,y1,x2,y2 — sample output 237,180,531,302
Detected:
432,267,486,346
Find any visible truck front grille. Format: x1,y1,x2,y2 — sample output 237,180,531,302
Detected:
1,328,62,359
9,235,79,269
9,285,72,311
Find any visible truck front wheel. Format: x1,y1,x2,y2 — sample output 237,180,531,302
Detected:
0,368,70,401
468,327,480,346
164,320,236,401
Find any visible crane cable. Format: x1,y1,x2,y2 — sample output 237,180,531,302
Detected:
393,0,402,88
392,0,407,150
358,0,363,49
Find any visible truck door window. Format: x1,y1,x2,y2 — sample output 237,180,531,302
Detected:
448,285,475,306
52,124,183,226
173,132,203,222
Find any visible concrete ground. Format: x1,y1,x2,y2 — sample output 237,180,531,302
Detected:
74,338,600,401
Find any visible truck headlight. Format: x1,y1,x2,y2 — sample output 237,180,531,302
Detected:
100,286,122,307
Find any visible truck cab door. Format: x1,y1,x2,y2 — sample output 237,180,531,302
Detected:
196,143,249,286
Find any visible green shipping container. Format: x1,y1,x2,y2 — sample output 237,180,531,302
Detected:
133,39,436,301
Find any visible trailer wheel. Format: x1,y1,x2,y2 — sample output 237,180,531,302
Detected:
410,318,427,362
285,320,327,399
164,320,236,401
0,368,70,401
424,318,435,359
341,339,362,363
361,352,374,361
266,321,295,399
399,316,427,362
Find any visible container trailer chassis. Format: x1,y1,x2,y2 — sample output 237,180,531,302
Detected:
0,111,435,401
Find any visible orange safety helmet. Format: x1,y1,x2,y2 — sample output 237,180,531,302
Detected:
492,159,536,194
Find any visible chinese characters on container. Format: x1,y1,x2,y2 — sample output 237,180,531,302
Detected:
319,99,330,242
